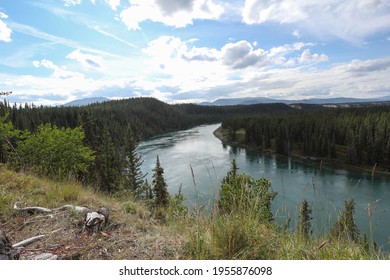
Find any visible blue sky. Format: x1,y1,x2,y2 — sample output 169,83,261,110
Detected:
0,0,389,105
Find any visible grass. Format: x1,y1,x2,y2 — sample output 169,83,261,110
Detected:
0,165,183,260
1,164,388,260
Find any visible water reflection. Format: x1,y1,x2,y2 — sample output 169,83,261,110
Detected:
138,123,390,250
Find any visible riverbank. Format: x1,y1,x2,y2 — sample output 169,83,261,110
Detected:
213,126,390,176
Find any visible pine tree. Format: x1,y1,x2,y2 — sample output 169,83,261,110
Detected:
298,199,312,240
95,126,120,193
123,125,145,196
152,155,168,207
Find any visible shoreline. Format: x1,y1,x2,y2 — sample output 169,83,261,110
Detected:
213,126,390,177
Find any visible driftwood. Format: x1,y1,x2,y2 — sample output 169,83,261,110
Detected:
12,235,46,248
0,228,20,260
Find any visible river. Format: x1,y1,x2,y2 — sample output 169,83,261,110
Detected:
137,123,390,250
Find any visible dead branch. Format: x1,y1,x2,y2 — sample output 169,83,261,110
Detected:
13,202,53,215
33,253,58,260
12,235,45,248
54,204,90,213
22,214,54,226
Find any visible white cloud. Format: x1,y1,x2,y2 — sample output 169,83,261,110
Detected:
0,12,8,19
242,0,390,42
33,59,84,79
63,0,82,7
106,0,120,10
221,40,268,69
66,49,104,70
9,22,118,58
299,49,328,64
0,12,12,42
120,0,223,30
292,30,301,38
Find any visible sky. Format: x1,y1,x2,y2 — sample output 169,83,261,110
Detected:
0,0,389,105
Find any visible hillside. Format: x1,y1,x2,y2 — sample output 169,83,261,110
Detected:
1,165,386,260
0,165,183,260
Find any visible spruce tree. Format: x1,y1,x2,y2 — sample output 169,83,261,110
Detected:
152,155,168,207
298,199,312,240
123,125,145,196
95,126,120,193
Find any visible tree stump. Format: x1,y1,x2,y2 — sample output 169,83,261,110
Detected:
0,228,19,260
84,207,109,233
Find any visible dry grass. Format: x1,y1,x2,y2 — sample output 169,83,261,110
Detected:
0,166,184,260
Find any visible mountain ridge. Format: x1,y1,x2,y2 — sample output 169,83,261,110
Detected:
200,96,390,106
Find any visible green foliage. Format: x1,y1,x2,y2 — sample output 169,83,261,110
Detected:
222,159,238,184
167,188,187,220
15,124,95,180
331,199,359,242
94,126,121,192
0,114,22,163
224,107,390,170
152,156,169,208
123,125,145,196
123,202,137,214
219,172,277,223
298,199,312,240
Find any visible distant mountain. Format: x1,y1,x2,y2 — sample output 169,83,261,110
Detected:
63,97,109,107
200,96,390,106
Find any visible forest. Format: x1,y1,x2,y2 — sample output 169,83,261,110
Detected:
0,97,291,193
221,106,390,171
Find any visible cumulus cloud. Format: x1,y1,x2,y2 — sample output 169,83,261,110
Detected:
221,40,267,69
0,12,12,42
66,49,103,70
242,0,390,42
33,59,84,79
346,58,390,74
120,0,223,30
299,49,328,64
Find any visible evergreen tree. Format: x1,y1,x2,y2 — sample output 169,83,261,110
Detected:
152,155,169,207
95,126,120,192
123,125,145,196
298,199,312,240
222,159,239,184
331,199,359,242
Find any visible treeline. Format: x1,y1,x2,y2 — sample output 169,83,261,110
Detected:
0,98,292,147
0,97,292,192
222,107,390,170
